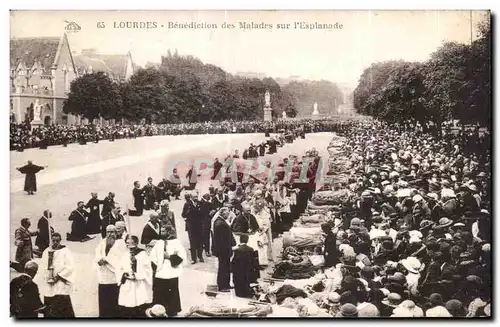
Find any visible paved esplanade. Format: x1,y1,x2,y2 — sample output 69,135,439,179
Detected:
10,132,333,317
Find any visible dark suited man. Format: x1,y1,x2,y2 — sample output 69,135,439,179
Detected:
231,235,260,298
212,208,236,292
142,177,157,210
213,188,228,209
212,158,223,180
168,169,182,200
157,178,172,202
129,181,145,216
10,261,44,318
14,218,38,271
101,203,125,238
181,191,204,264
199,193,215,257
101,192,116,218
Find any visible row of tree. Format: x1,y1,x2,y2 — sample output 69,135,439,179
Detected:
63,51,345,123
353,19,491,130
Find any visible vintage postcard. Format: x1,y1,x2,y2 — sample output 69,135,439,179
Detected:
9,10,491,319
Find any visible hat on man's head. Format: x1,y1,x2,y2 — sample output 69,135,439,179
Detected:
401,257,423,274
445,299,465,317
382,293,402,308
388,272,406,284
429,293,444,306
419,220,434,233
338,303,358,317
357,303,380,317
326,292,341,304
361,266,375,279
436,217,453,229
466,275,483,286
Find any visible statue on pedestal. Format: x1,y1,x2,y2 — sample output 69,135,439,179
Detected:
265,90,271,107
33,99,42,121
312,102,319,115
263,90,272,122
282,111,287,119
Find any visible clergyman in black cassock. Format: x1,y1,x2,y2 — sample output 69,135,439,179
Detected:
231,210,260,234
182,194,204,263
10,261,44,318
16,161,45,195
129,182,145,216
101,193,115,218
86,193,104,235
101,204,125,239
212,209,236,291
67,202,91,242
35,210,54,254
140,213,161,246
231,235,260,298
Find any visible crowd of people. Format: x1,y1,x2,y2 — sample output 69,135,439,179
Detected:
10,119,354,151
10,117,491,318
248,120,491,318
11,128,322,317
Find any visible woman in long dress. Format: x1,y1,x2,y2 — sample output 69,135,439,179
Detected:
251,191,272,267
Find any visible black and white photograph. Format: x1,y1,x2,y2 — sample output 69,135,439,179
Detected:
9,9,492,318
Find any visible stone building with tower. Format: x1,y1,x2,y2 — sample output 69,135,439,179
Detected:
10,34,136,126
10,34,77,125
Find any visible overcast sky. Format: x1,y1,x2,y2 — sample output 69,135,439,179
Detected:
11,10,488,88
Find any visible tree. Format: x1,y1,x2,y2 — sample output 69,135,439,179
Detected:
352,16,491,129
63,72,122,122
422,42,471,126
120,68,166,123
464,19,491,127
353,61,404,116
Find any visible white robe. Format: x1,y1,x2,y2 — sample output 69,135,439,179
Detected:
94,239,123,285
116,250,153,308
37,247,76,297
150,239,187,280
251,206,272,265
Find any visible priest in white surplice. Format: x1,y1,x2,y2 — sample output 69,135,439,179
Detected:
38,232,76,317
150,225,187,317
116,235,153,317
94,225,123,317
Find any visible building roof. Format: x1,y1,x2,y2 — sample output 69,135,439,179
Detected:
10,37,60,72
73,56,113,75
74,52,133,79
98,54,129,79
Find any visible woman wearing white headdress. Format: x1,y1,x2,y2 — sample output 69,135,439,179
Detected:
251,190,272,266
